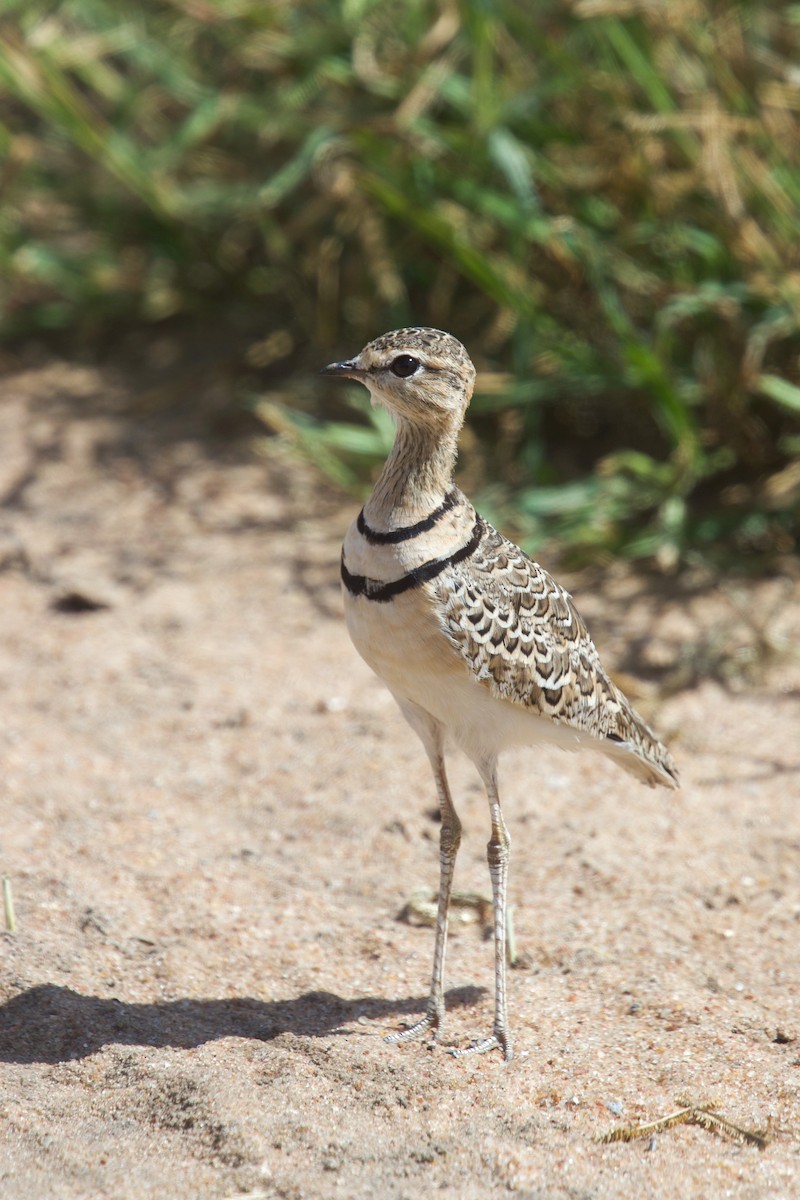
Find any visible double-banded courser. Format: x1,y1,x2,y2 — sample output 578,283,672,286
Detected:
322,328,678,1061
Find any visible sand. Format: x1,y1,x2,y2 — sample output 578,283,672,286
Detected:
1,359,799,1199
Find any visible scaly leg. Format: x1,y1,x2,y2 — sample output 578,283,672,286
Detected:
451,760,513,1061
386,705,460,1047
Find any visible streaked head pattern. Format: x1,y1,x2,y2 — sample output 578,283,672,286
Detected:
321,327,476,426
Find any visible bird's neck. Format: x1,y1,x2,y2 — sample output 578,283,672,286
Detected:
364,417,459,529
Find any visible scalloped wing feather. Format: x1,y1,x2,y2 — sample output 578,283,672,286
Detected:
436,522,679,789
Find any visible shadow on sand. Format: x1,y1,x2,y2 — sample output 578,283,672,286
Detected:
0,982,485,1064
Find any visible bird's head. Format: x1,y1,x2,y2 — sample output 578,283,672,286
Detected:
321,327,476,429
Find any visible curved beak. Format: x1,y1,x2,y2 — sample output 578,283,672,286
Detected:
320,359,363,379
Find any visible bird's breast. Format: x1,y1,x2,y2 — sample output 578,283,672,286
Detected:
340,515,471,704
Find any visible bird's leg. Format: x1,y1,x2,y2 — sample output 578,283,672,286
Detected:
386,730,460,1048
451,765,513,1061
486,795,513,1059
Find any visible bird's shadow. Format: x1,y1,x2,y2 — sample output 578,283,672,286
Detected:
0,982,484,1065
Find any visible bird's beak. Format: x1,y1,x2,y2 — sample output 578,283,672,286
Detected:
320,359,363,379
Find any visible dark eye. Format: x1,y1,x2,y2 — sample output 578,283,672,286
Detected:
390,355,420,378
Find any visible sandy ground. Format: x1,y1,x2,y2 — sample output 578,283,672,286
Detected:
2,359,800,1200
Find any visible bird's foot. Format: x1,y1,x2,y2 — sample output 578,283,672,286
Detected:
448,1028,513,1063
385,1010,440,1048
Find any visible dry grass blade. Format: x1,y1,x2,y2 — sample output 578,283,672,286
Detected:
599,1100,771,1150
2,875,15,934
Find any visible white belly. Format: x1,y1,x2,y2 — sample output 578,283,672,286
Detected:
343,585,590,765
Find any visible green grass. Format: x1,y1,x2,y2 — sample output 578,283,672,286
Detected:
1,0,799,566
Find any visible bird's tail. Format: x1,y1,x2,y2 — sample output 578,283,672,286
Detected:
602,721,679,789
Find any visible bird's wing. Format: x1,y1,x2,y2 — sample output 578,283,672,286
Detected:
435,520,678,787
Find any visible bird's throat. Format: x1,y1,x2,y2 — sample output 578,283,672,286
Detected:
365,417,459,531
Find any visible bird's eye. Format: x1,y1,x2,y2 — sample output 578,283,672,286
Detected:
390,355,420,378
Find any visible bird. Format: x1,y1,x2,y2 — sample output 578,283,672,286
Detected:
321,327,678,1062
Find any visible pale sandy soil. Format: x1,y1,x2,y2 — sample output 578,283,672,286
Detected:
2,360,800,1199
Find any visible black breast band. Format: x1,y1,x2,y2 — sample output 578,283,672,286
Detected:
341,517,484,603
356,489,458,544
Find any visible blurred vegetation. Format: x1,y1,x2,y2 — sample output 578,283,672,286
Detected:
1,0,800,568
